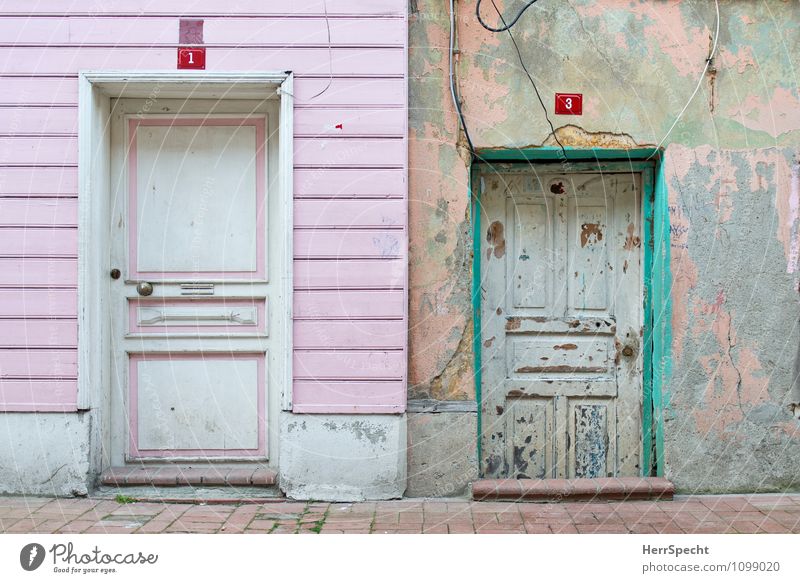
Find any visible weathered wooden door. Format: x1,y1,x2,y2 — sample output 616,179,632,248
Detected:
108,98,282,465
480,168,644,479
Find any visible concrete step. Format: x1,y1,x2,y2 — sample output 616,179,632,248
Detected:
472,477,674,502
101,465,277,488
94,484,283,504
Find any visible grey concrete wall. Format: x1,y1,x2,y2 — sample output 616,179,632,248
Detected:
409,0,800,492
0,413,93,496
279,413,407,501
407,410,478,497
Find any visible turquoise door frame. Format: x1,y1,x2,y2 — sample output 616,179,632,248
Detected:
470,148,672,477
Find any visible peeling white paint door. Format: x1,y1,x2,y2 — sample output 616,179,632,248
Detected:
480,169,644,479
108,98,283,465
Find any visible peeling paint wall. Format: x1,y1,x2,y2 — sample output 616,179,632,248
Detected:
409,0,800,492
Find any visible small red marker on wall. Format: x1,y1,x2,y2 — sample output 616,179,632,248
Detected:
177,19,205,70
555,93,583,115
335,123,343,130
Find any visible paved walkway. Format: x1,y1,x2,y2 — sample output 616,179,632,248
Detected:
1,494,798,534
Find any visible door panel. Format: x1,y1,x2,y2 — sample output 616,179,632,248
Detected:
109,98,280,464
481,169,644,479
130,354,264,456
130,118,265,278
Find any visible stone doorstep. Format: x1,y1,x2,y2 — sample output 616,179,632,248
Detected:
472,477,675,502
100,466,277,488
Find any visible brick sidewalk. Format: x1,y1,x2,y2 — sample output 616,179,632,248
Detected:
1,494,798,534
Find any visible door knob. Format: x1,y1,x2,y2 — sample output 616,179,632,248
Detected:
621,345,634,357
136,281,154,296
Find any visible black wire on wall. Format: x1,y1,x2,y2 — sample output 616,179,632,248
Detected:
486,0,569,158
476,0,541,33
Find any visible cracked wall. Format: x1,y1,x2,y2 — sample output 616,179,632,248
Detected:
409,0,800,491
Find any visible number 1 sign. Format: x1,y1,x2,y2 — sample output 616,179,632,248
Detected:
178,47,206,70
555,93,583,115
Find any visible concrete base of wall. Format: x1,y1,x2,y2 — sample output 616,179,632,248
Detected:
406,411,478,497
278,413,407,501
0,413,92,496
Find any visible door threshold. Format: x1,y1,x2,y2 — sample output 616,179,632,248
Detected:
472,477,674,502
95,484,283,504
100,465,277,488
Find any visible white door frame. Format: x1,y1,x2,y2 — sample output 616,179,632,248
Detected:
77,72,294,467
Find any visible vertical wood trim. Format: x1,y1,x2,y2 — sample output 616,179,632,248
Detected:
77,73,107,412
401,5,409,412
470,165,483,471
652,158,671,477
280,73,294,411
641,167,655,476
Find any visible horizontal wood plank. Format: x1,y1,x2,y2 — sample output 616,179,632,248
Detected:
0,319,77,348
0,289,77,317
0,379,77,410
294,259,404,289
0,137,76,165
0,228,77,257
295,199,405,228
294,290,404,319
294,137,404,168
294,349,404,380
294,229,403,259
294,320,404,349
0,0,406,15
0,349,77,378
0,167,77,195
0,107,78,134
0,259,77,288
294,169,405,197
294,108,405,137
0,198,78,227
292,380,404,413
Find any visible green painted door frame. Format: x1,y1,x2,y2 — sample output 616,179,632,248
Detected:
469,148,672,477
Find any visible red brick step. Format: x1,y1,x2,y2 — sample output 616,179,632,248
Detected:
101,466,277,488
472,477,674,502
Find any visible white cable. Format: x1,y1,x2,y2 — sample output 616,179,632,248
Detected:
649,0,720,156
449,0,474,153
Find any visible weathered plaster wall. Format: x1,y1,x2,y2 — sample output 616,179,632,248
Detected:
409,0,800,492
0,413,92,496
280,413,407,501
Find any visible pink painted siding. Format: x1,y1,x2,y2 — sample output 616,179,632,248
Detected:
0,1,407,414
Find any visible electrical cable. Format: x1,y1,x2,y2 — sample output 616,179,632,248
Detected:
449,0,476,155
489,0,569,160
648,0,720,158
309,0,332,100
476,0,541,33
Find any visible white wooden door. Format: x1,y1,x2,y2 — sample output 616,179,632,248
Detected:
108,98,283,464
480,169,644,479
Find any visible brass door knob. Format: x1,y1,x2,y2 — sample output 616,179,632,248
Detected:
621,345,634,357
136,282,154,296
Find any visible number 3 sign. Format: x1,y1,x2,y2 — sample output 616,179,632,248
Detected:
555,93,583,115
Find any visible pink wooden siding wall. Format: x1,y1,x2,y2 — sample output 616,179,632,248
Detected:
0,0,408,414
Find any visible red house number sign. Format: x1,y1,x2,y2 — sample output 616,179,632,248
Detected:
178,47,205,69
555,93,583,115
